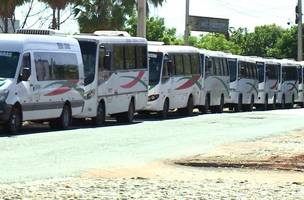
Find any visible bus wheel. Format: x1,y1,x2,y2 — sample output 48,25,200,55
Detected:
281,95,286,109
235,95,242,112
116,100,135,123
59,104,71,129
217,95,224,113
94,102,105,126
263,95,268,111
272,95,277,110
200,95,210,114
6,106,22,134
185,96,194,116
247,95,254,112
290,95,295,109
161,99,169,119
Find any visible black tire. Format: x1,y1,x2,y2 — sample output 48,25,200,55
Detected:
185,96,194,116
6,106,22,133
50,104,71,130
116,100,135,123
234,94,242,112
161,99,169,119
247,95,254,112
263,95,268,111
200,95,210,114
217,95,224,113
272,95,277,110
290,95,295,109
281,95,286,109
94,102,105,126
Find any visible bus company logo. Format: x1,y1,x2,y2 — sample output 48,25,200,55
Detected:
270,80,278,90
246,82,258,94
43,80,83,96
120,71,148,89
287,81,298,93
176,75,201,90
0,78,6,87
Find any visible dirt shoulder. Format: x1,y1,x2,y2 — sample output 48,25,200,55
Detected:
174,130,304,172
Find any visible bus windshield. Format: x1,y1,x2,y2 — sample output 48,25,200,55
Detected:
148,52,163,86
282,66,298,81
0,51,20,79
266,64,279,80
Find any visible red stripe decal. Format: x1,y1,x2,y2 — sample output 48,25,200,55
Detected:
121,71,145,89
45,87,71,96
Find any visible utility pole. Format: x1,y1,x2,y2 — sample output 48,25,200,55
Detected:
296,0,303,61
184,0,190,45
137,0,146,38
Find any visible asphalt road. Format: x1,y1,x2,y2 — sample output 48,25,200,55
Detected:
1,109,304,183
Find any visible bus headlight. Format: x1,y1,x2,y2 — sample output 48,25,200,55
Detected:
148,94,159,102
0,90,9,102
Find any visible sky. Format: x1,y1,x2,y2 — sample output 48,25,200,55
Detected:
15,0,298,35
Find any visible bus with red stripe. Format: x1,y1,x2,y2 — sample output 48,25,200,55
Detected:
144,45,201,118
73,32,148,125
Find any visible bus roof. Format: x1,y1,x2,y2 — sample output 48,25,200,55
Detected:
199,49,230,57
74,35,147,45
0,34,80,53
148,45,199,54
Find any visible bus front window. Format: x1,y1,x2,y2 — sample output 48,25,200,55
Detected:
148,52,163,86
0,51,20,79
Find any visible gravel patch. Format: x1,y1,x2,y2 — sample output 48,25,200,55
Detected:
0,177,303,200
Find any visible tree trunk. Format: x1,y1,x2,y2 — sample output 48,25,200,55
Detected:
4,17,8,33
52,8,56,30
57,9,60,30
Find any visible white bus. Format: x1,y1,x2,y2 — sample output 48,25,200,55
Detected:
277,59,299,109
226,55,259,112
0,32,84,132
198,49,230,113
255,57,280,110
73,34,148,124
144,45,201,118
295,62,304,107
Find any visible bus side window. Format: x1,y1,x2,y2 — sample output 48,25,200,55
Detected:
205,57,212,77
98,46,111,81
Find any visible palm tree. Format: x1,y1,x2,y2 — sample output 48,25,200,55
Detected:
0,0,30,33
39,0,72,30
75,0,165,33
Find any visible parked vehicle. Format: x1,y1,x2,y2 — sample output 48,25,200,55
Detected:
73,32,148,124
226,55,259,112
198,50,230,113
0,30,84,132
144,45,201,118
254,57,280,110
295,61,304,107
277,59,299,109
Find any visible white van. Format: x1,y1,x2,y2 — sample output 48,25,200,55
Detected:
277,59,299,109
255,57,280,110
226,55,259,112
0,32,84,132
144,45,201,118
73,34,148,124
199,49,230,113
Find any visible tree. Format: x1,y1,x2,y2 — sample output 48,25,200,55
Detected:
0,0,30,33
39,0,72,30
125,16,178,43
75,0,165,33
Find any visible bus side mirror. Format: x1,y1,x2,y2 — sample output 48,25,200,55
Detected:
20,67,30,81
103,52,111,70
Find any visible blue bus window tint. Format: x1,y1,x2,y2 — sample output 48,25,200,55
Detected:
297,67,303,84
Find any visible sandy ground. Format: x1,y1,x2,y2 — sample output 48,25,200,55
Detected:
1,130,304,199
81,130,304,185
